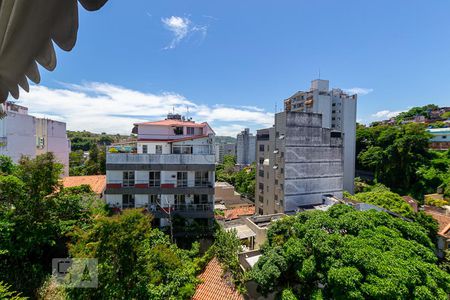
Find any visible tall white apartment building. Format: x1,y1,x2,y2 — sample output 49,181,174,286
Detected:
284,79,357,193
105,114,216,232
236,128,256,165
0,102,70,175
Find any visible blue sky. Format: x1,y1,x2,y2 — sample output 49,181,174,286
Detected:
16,0,450,135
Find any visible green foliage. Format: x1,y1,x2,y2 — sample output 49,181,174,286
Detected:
251,205,450,299
0,154,107,297
69,145,106,176
281,288,298,300
0,155,14,175
441,111,450,119
216,155,256,197
67,209,199,299
0,281,26,300
356,121,450,200
395,104,439,122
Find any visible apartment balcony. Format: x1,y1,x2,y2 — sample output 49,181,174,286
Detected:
105,179,214,195
106,153,216,169
144,203,214,218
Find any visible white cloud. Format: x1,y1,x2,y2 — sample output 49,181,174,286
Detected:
371,110,405,119
344,87,374,96
14,82,273,136
161,16,207,49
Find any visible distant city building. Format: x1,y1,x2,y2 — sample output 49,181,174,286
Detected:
284,79,357,193
0,102,70,175
214,143,236,163
236,128,256,165
255,111,344,215
427,128,450,150
105,113,216,232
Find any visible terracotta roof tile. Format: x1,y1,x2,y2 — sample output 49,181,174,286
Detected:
193,258,243,300
223,206,255,220
425,209,450,237
62,175,106,195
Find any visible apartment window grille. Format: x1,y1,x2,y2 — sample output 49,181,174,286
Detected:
149,171,161,187
195,171,209,186
259,144,265,152
177,172,188,187
259,170,264,177
122,194,135,209
194,194,208,204
142,145,148,154
123,171,135,187
187,127,195,135
155,145,162,154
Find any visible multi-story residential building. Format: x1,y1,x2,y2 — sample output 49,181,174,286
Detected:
0,102,70,175
105,113,216,232
256,111,344,215
284,79,357,193
236,128,256,165
214,143,236,163
427,128,450,150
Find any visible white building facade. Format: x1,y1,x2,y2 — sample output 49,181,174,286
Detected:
0,102,70,175
236,128,256,165
105,114,216,232
284,79,357,193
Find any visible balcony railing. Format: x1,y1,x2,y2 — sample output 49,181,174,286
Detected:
106,153,216,165
107,179,214,188
136,203,212,213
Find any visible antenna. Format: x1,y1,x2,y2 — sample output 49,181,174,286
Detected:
172,106,175,114
275,102,278,113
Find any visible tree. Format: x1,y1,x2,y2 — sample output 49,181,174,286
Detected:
67,209,199,299
250,205,450,299
0,155,14,175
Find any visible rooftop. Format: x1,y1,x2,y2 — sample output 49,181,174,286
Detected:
62,175,106,195
134,119,207,128
193,258,243,300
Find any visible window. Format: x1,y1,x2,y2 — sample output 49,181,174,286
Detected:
172,145,193,154
259,170,264,177
122,195,135,209
148,195,159,211
149,171,161,187
174,127,183,135
259,144,265,151
123,171,135,187
280,152,284,158
443,136,447,139
332,103,336,107
175,194,186,204
177,172,188,187
259,183,264,191
258,208,264,215
266,185,269,192
195,171,209,186
332,117,336,121
259,196,264,203
155,145,162,154
259,157,264,164
187,127,195,135
142,145,148,154
275,179,278,185
194,194,208,204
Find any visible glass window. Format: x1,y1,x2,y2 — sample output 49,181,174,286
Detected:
149,171,161,187
175,194,186,204
187,127,195,135
122,194,135,209
174,127,183,135
142,145,148,154
148,195,159,211
259,144,265,151
177,172,188,187
194,194,208,204
155,145,162,154
123,171,135,187
195,171,209,186
172,145,192,154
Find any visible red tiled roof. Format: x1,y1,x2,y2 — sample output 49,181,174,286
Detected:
62,175,106,195
137,134,208,142
424,209,450,237
193,258,243,300
134,119,207,127
221,206,255,220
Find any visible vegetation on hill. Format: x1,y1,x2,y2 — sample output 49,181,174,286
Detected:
250,205,450,299
67,131,130,176
356,121,450,200
215,136,237,145
394,104,439,122
216,155,256,198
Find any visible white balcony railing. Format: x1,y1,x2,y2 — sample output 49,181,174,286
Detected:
106,153,216,165
107,179,213,188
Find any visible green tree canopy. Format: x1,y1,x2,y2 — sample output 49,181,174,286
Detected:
250,205,450,299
